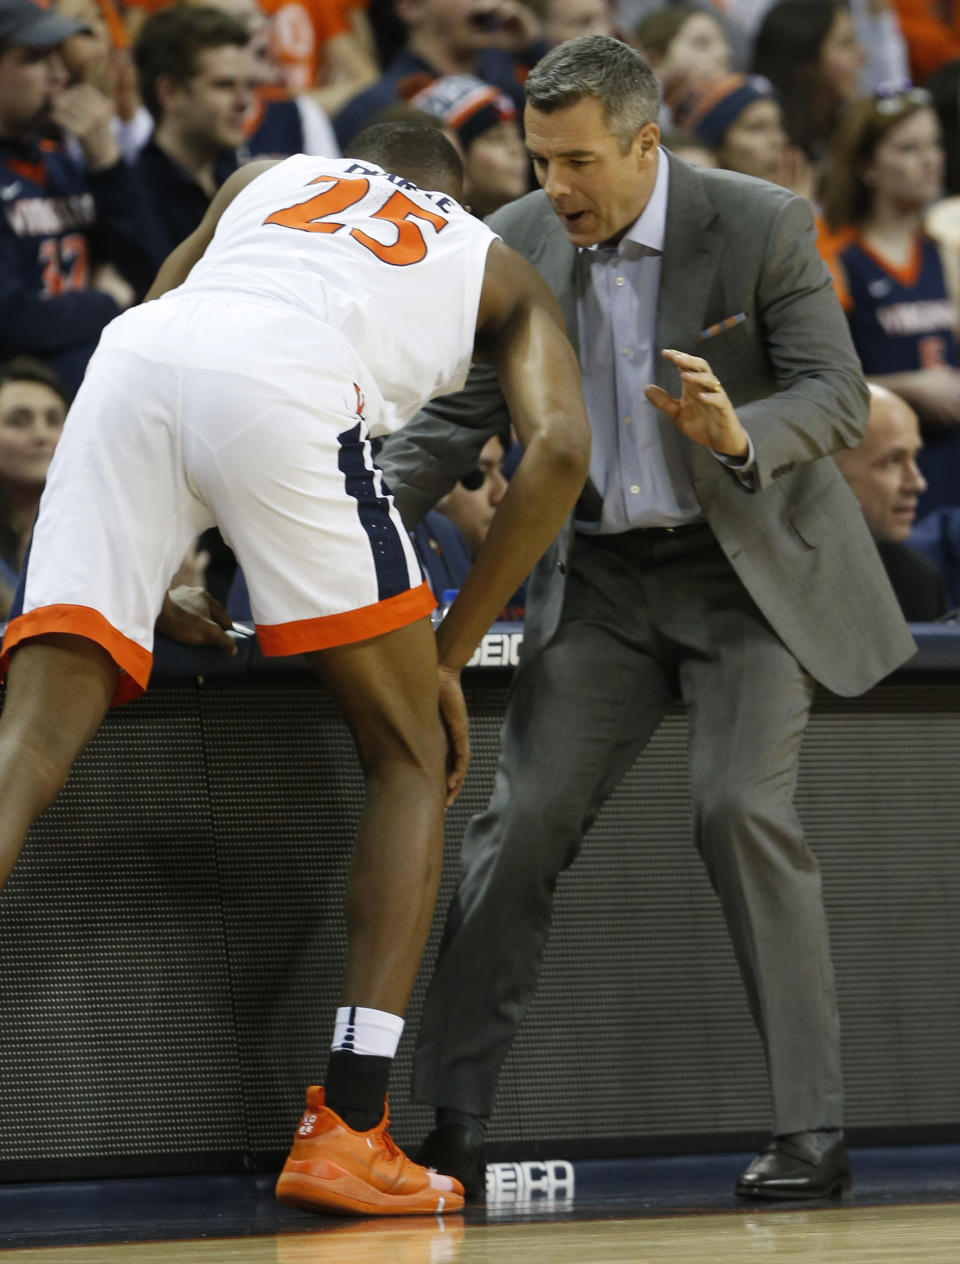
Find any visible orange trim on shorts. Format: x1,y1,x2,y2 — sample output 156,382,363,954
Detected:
0,605,152,706
256,582,437,656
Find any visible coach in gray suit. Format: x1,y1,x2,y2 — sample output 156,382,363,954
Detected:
379,36,915,1200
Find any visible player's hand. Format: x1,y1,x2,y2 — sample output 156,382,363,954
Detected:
438,663,470,807
645,349,750,458
156,585,237,655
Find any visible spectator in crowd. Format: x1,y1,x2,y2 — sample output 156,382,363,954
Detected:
134,5,261,603
0,357,67,620
834,382,947,619
751,0,866,163
332,0,548,147
432,432,509,556
0,0,159,396
256,0,378,114
377,34,914,1203
820,82,960,514
842,0,913,94
407,73,527,216
623,0,748,70
411,430,512,600
724,0,908,96
133,6,255,257
634,4,733,120
635,4,733,82
242,88,342,161
892,0,960,87
53,0,151,161
670,71,788,184
412,432,528,619
132,1,339,611
670,69,818,196
421,429,527,618
125,0,377,117
538,0,614,48
189,0,341,159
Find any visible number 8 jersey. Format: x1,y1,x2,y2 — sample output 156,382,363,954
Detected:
178,154,500,435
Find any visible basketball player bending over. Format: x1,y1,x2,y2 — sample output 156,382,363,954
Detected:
0,123,590,1217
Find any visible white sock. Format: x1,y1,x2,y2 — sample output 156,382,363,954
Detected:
331,1006,404,1058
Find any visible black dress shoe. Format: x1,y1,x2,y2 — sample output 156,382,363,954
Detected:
416,1123,486,1201
735,1131,852,1200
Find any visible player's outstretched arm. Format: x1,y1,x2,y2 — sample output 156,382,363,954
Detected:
433,239,591,673
144,160,279,301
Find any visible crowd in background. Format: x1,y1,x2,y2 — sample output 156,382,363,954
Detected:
4,0,960,624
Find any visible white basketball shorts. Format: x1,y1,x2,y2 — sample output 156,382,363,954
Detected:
0,294,433,704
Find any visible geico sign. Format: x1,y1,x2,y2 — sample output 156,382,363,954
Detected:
485,1160,575,1201
466,631,523,669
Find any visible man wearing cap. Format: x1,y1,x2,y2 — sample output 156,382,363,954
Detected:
669,71,789,186
409,73,527,217
834,383,947,620
0,0,160,395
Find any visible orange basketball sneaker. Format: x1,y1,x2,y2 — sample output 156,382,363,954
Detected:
275,1086,465,1217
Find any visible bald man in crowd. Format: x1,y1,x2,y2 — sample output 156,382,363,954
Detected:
834,384,947,621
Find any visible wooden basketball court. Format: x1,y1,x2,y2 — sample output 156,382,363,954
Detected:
2,1204,959,1263
2,1145,958,1264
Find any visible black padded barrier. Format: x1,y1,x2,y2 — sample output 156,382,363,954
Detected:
0,627,958,1180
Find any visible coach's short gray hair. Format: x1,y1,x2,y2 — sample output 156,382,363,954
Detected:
524,36,661,152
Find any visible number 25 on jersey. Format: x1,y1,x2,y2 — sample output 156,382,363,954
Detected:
264,175,449,267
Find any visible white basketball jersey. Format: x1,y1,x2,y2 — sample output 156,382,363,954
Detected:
179,154,499,434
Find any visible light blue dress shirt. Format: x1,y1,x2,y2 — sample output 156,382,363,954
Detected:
575,148,703,533
574,147,754,534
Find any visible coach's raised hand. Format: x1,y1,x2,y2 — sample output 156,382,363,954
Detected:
646,348,750,459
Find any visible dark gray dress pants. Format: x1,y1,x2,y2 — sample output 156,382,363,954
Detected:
412,526,843,1135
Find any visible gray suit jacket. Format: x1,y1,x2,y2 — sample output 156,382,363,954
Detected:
379,156,916,696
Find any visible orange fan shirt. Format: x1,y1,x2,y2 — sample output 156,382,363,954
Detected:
892,0,960,84
259,0,348,96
